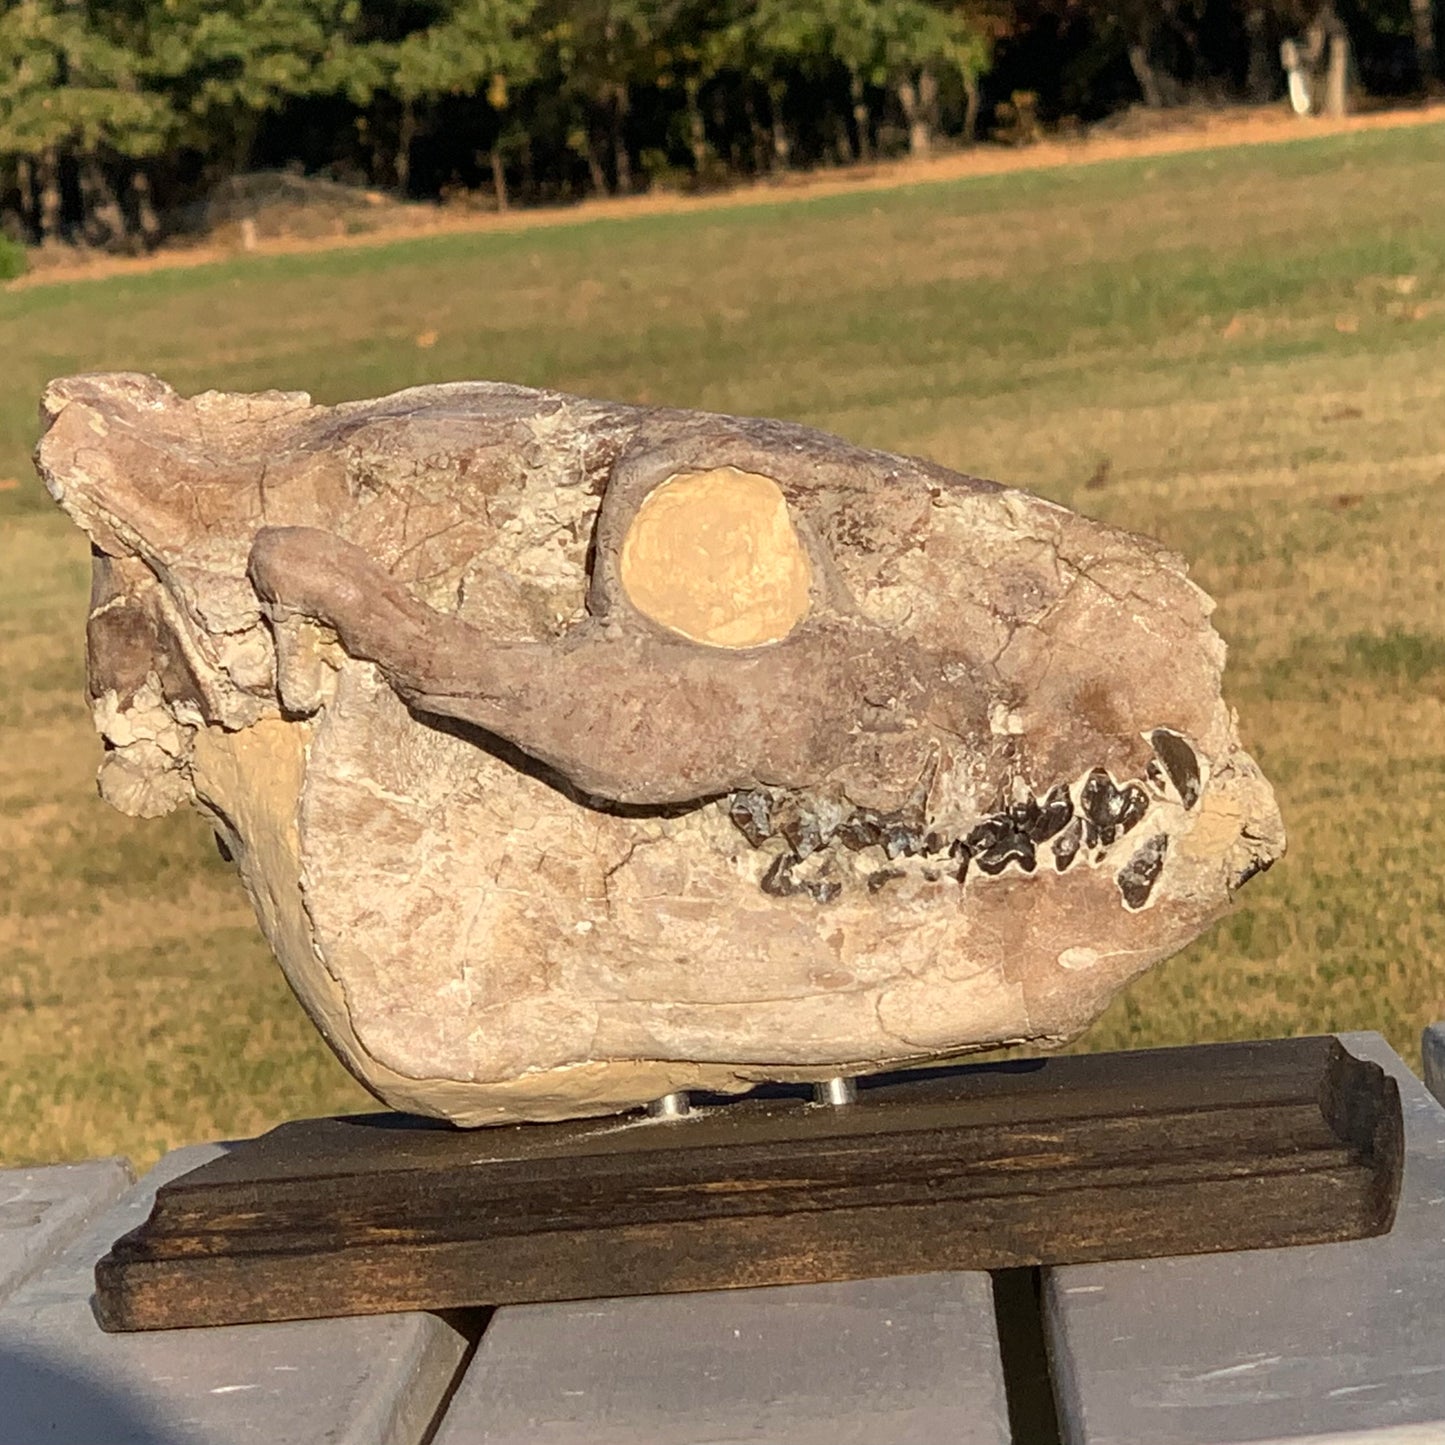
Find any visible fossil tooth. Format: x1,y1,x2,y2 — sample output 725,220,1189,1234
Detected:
1029,784,1074,842
728,789,774,847
1053,816,1084,872
965,817,1038,875
1151,728,1203,809
1116,783,1150,835
1119,835,1170,910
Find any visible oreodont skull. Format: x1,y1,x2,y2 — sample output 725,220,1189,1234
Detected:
38,374,1284,1125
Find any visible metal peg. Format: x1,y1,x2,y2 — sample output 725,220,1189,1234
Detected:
646,1091,692,1119
812,1076,857,1107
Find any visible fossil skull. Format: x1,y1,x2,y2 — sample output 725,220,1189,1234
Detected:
37,373,1284,1124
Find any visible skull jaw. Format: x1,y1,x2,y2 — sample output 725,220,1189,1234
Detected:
187,680,1278,1125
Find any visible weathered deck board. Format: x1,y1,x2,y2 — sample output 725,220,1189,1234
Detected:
0,1159,133,1304
433,1272,1010,1445
1043,1032,1445,1445
0,1144,472,1445
1420,1022,1445,1108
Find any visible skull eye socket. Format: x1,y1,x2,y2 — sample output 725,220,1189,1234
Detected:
618,467,813,648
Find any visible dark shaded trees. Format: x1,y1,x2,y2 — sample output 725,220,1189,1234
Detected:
0,0,171,244
0,0,1438,252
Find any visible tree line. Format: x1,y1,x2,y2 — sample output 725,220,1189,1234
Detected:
1,0,1439,253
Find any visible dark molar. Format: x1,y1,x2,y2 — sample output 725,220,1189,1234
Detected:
1117,784,1150,833
965,818,1037,875
778,800,829,859
1150,728,1202,810
1079,769,1114,846
881,820,924,859
759,854,795,897
728,790,773,847
1080,769,1147,848
1117,834,1169,909
1028,784,1074,842
1007,795,1040,836
1052,816,1083,871
760,853,841,904
1232,855,1274,890
835,811,883,851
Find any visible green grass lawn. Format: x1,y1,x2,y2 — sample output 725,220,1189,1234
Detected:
4,121,1445,1168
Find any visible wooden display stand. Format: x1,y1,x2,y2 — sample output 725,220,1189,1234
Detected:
93,1035,1403,1332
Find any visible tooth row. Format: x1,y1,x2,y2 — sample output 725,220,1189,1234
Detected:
728,729,1203,908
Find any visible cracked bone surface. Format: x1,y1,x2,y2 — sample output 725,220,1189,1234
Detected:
38,373,1285,1125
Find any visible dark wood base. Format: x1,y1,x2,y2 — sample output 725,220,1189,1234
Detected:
94,1035,1403,1331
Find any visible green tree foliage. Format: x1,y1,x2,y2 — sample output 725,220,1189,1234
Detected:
0,1,172,243
145,0,355,136
820,0,988,153
350,0,540,188
383,0,538,101
0,2,170,158
707,0,986,165
537,0,671,193
0,0,1437,255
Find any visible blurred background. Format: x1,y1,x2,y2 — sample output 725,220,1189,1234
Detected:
0,0,1441,263
2,0,1444,1172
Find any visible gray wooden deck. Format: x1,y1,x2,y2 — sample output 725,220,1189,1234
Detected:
1045,1030,1445,1445
4,1029,1444,1445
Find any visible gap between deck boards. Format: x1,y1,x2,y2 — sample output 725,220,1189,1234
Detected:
992,1268,1063,1445
416,1309,491,1445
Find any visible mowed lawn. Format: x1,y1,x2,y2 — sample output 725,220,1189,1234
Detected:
3,122,1445,1169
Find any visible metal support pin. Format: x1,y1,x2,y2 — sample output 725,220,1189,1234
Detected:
812,1076,857,1107
646,1091,692,1119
